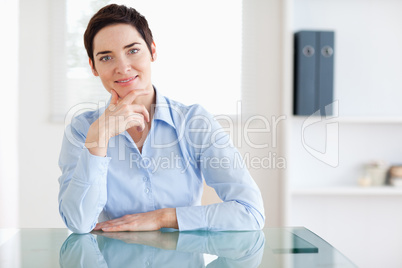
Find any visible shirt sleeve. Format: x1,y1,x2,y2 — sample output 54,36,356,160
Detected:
58,117,111,233
175,106,265,231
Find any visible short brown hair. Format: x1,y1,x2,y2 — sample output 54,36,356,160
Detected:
84,4,154,69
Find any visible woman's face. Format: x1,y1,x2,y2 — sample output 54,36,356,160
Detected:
90,23,156,99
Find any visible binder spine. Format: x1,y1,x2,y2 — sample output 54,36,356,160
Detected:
294,31,317,115
318,31,335,116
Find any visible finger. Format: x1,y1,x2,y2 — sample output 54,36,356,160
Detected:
110,89,119,105
123,105,149,129
94,218,122,230
130,104,150,122
126,117,146,132
120,104,149,122
124,112,146,128
99,218,126,227
120,89,150,105
103,223,132,232
96,222,119,231
102,224,124,232
94,221,110,230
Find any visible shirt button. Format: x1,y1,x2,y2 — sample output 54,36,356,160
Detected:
143,176,148,182
145,261,150,266
145,188,150,194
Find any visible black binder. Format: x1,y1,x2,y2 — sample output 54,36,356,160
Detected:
294,31,335,116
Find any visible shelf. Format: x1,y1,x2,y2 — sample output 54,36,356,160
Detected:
291,116,402,124
337,117,402,124
291,186,402,196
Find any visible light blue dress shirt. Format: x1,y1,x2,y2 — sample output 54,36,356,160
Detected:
58,87,265,233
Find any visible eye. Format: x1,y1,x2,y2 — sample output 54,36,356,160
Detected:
129,49,139,54
100,55,112,62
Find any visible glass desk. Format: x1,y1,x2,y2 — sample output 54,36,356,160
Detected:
0,227,356,267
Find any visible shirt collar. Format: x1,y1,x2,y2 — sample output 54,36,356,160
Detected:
153,86,176,129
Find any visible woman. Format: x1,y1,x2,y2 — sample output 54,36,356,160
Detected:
58,4,265,233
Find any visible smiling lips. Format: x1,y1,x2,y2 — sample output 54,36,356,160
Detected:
115,76,137,84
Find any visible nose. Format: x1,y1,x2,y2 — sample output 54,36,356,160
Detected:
115,56,131,74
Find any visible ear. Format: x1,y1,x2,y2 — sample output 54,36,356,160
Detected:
151,41,157,62
89,58,99,76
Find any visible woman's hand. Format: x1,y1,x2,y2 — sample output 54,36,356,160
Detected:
93,208,178,232
85,89,150,156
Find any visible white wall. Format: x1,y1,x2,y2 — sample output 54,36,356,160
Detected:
242,0,285,226
0,0,20,228
18,0,65,227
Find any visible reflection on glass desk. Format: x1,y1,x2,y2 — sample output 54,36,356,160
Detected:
0,227,356,267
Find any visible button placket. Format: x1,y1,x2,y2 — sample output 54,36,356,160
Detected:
145,180,152,195
143,170,155,208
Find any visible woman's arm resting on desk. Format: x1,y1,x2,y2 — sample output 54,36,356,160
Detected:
176,105,265,231
58,122,111,234
93,208,178,232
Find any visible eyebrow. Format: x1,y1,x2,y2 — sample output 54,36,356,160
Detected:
95,42,142,56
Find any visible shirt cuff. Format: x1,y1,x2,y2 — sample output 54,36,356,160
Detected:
176,206,207,231
72,148,111,184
